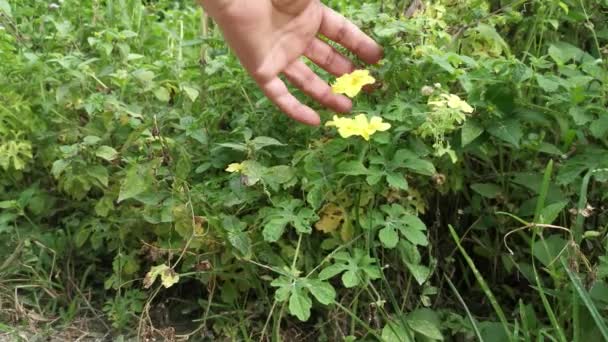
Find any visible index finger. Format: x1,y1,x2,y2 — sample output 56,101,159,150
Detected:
319,6,383,65
259,77,321,126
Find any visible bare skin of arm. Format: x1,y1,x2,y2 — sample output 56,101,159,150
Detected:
198,0,383,126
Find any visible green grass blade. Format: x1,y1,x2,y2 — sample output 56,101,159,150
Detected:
530,234,568,342
533,160,553,224
448,225,513,342
444,274,485,342
573,170,593,243
560,258,608,341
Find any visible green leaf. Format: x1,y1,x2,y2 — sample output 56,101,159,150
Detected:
404,262,431,286
154,87,171,102
337,161,368,176
379,226,399,248
0,200,17,209
262,217,289,242
401,227,428,246
118,166,148,203
536,74,561,92
133,69,155,83
487,120,522,147
289,287,312,321
403,158,436,176
75,228,92,248
227,230,251,256
270,276,291,302
386,172,408,190
532,235,567,267
539,201,567,224
548,42,584,65
51,159,70,178
0,0,12,17
182,85,199,102
342,270,360,288
382,320,412,342
250,136,285,150
471,183,502,199
462,120,484,147
87,165,109,187
590,116,608,139
408,309,444,340
96,146,119,161
569,107,593,126
319,263,348,280
305,279,336,305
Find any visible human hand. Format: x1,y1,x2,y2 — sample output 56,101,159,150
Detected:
198,0,383,126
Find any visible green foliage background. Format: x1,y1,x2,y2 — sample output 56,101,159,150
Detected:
1,0,608,340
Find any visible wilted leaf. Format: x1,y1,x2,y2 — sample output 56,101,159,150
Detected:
315,203,345,233
144,264,180,289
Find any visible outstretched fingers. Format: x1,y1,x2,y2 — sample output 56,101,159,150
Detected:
319,6,383,65
304,38,355,76
259,77,321,126
283,60,352,113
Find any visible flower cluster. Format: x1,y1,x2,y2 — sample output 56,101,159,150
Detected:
429,94,474,113
331,70,376,98
325,114,391,141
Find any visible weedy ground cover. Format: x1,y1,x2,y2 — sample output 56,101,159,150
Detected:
1,0,607,341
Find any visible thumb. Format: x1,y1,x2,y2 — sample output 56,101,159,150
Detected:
271,0,314,15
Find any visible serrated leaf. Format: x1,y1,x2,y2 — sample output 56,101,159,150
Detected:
96,146,119,161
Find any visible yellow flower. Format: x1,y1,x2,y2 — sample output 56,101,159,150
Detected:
331,70,376,98
225,163,244,173
443,94,474,113
429,94,474,114
325,114,391,141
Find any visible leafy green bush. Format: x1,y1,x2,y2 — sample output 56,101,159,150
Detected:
1,0,607,340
